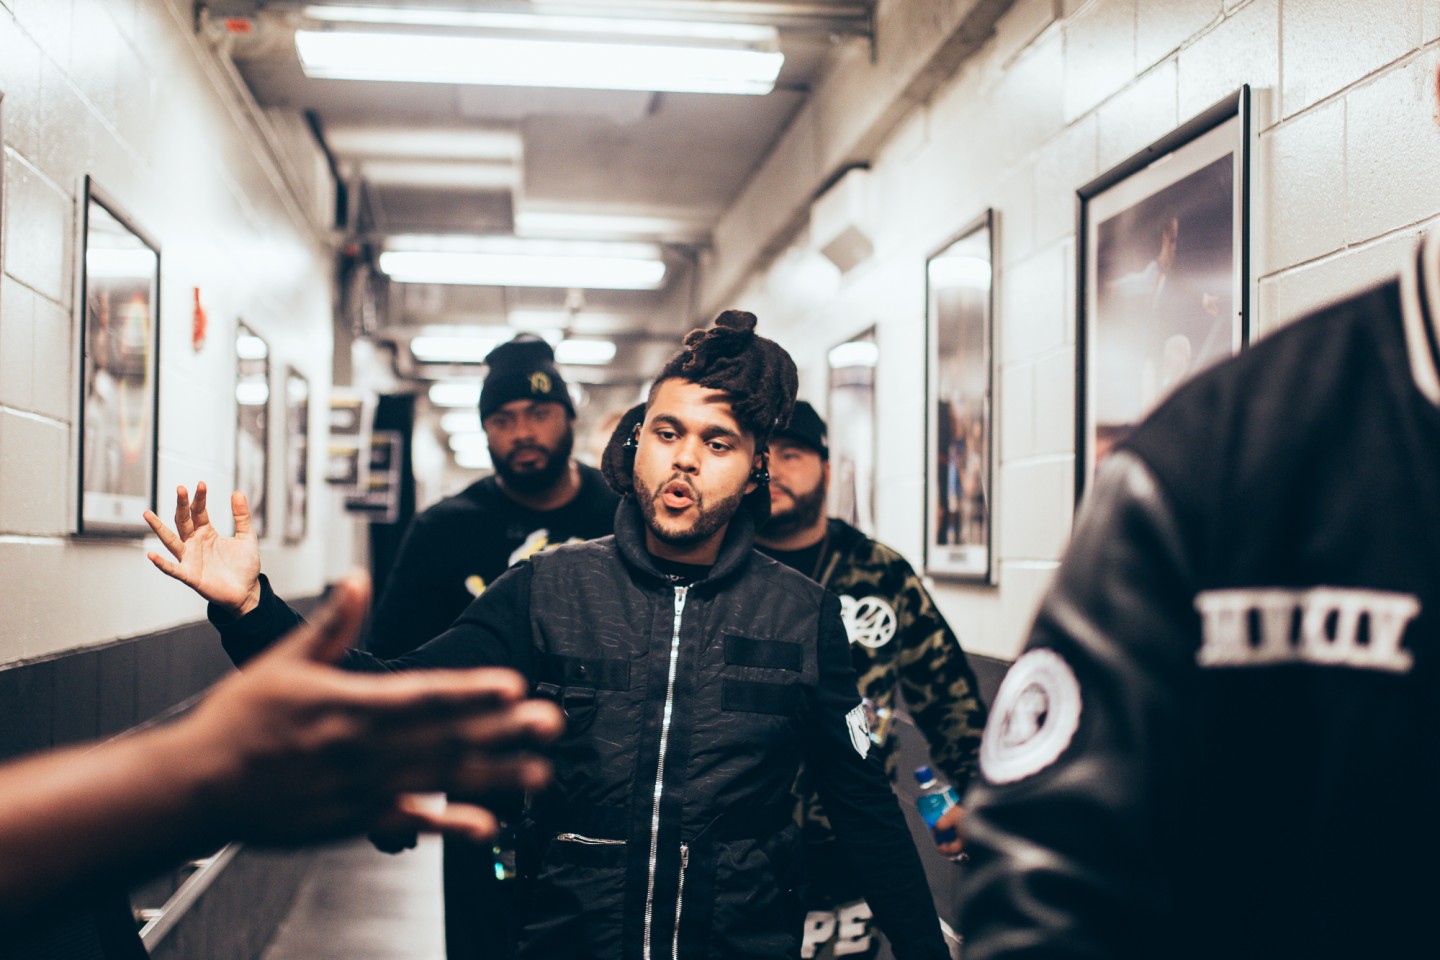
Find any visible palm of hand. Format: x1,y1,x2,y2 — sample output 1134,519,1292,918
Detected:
144,483,263,613
179,523,260,607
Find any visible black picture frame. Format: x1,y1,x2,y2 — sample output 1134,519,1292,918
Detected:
1076,86,1252,499
234,322,270,539
76,176,160,536
284,367,310,543
924,208,996,584
826,328,878,536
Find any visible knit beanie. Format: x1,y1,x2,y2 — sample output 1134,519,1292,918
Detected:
479,336,574,419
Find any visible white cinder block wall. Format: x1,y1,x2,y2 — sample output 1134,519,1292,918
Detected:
715,0,1440,661
0,0,334,664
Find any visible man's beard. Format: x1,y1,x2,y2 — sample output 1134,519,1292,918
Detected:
638,473,746,548
760,480,826,540
491,429,573,494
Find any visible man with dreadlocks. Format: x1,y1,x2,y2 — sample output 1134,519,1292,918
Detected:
143,310,950,960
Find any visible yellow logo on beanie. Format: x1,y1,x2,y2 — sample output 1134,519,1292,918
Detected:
529,371,552,395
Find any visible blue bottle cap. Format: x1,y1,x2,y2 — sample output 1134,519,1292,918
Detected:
914,765,936,786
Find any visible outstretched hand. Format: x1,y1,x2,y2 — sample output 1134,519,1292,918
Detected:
179,572,563,847
144,482,262,616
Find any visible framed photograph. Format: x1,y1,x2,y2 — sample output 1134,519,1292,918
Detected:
284,368,310,543
77,177,160,536
925,209,995,583
1077,87,1252,496
826,329,878,536
234,323,270,538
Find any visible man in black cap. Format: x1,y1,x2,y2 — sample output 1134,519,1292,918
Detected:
366,335,618,959
755,401,987,960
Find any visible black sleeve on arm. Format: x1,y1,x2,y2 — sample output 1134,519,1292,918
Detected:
957,451,1200,960
382,562,535,678
209,565,536,679
209,574,305,666
803,592,949,960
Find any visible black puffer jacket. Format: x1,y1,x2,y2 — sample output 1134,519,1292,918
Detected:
215,501,947,960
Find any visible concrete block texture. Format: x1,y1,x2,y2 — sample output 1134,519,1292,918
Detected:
2,152,71,305
1136,0,1223,70
998,455,1074,560
1177,0,1279,120
1261,98,1347,271
1280,0,1421,118
0,408,69,535
0,12,44,160
1063,0,1138,122
1345,50,1440,244
1096,58,1179,173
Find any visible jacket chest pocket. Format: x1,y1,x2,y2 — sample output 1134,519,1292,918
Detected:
721,635,804,717
536,653,632,733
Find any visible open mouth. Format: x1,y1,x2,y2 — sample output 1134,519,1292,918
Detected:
660,479,696,510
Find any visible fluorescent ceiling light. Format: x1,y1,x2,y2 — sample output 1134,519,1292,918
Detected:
287,377,310,402
302,6,777,43
454,446,494,470
554,339,617,366
828,341,879,369
361,160,519,190
294,30,784,95
380,247,665,290
428,381,482,407
514,210,709,243
928,255,992,289
410,335,501,364
448,432,489,454
440,410,482,434
325,125,522,161
236,335,269,360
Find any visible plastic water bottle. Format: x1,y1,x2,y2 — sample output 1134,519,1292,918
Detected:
914,765,962,845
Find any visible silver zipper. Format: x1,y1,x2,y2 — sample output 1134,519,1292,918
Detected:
554,833,625,846
643,585,688,960
671,843,689,960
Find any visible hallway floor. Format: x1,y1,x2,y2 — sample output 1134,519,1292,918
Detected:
261,836,446,960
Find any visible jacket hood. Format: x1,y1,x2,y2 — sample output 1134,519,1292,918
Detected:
613,497,758,585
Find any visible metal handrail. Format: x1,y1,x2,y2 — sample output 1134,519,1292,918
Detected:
136,844,241,948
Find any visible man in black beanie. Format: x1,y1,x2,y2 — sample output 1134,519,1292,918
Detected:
146,311,949,960
365,334,617,960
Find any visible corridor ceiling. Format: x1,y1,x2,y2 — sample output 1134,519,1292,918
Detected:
209,1,874,388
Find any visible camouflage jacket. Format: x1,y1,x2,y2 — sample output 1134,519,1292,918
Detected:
790,518,988,846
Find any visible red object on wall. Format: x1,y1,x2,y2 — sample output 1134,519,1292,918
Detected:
192,288,207,352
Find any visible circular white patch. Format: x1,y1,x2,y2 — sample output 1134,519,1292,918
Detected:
840,595,898,649
980,648,1082,784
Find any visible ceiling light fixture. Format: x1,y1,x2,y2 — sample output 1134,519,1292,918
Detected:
410,335,502,364
293,14,784,95
554,339,617,366
302,6,777,43
428,381,482,408
440,410,482,435
380,237,666,290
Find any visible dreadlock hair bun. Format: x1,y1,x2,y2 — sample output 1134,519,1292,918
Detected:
654,309,797,448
